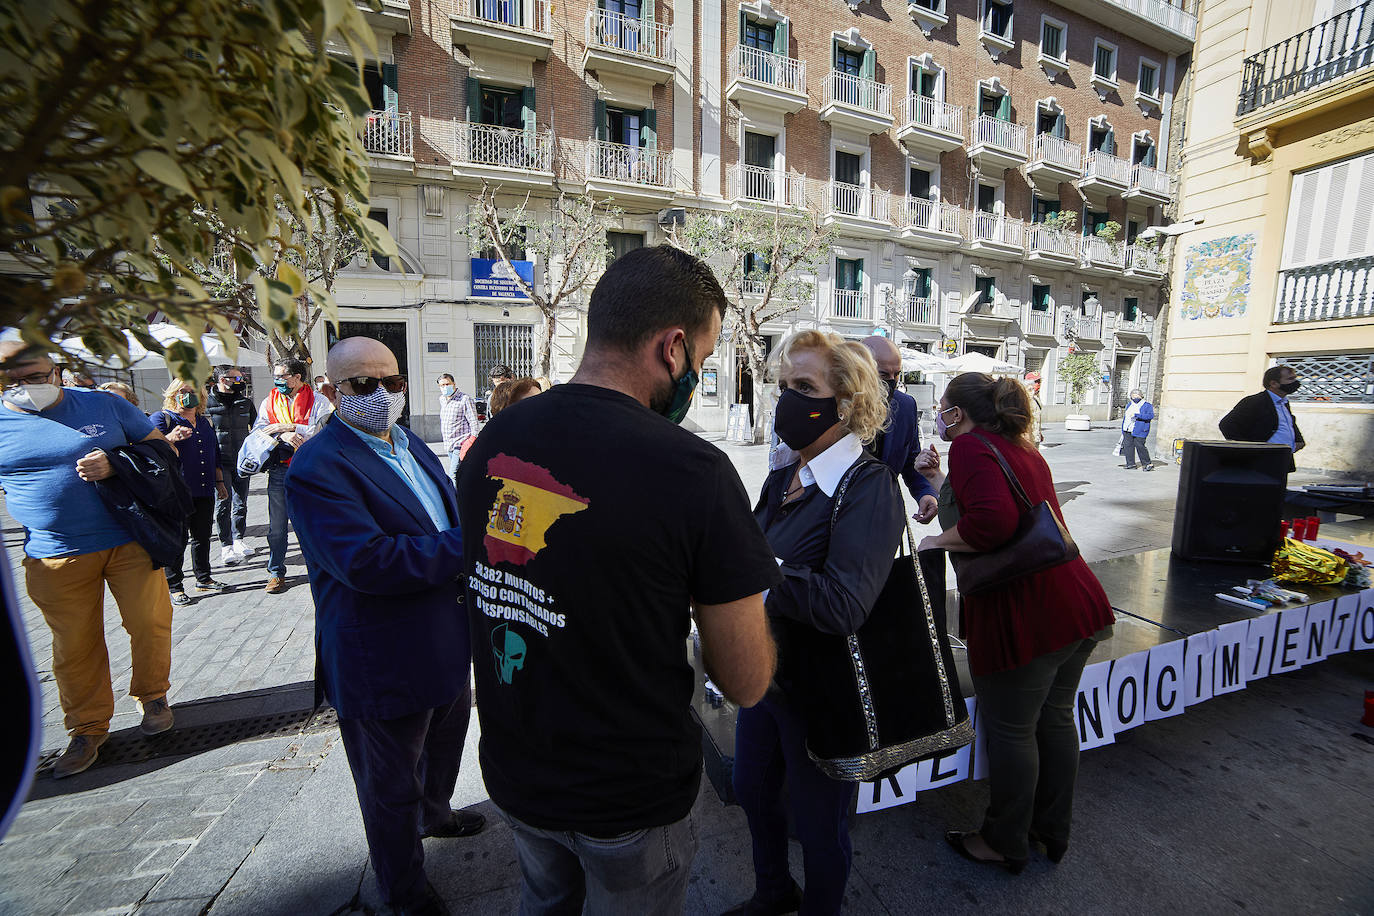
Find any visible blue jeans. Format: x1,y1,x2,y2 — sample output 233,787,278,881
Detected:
503,808,697,916
214,462,251,546
266,466,288,578
447,450,461,487
734,691,855,916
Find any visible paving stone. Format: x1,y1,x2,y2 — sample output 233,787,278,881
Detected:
57,873,162,914
131,841,194,878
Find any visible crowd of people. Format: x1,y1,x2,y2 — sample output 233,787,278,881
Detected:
11,245,1313,915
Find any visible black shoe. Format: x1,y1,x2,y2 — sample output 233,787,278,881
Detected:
195,578,229,591
720,880,803,916
944,830,1027,875
421,808,486,839
1123,464,1137,469
1029,829,1069,863
390,881,449,916
169,590,191,606
1142,463,1155,471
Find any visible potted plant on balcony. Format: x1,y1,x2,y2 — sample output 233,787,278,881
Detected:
1041,211,1078,234
1095,220,1123,243
1059,348,1100,431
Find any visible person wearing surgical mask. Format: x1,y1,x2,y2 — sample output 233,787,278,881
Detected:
1219,364,1307,472
284,336,482,916
153,379,229,605
436,371,478,483
0,341,178,779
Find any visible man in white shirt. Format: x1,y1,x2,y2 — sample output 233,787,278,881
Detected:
436,373,478,482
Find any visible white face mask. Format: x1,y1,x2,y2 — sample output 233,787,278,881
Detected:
2,383,62,412
439,385,455,398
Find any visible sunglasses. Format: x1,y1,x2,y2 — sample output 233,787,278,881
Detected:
339,374,407,396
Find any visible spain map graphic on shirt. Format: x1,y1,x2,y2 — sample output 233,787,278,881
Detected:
485,453,590,566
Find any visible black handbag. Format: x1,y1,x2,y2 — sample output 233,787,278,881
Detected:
778,461,974,782
948,432,1079,595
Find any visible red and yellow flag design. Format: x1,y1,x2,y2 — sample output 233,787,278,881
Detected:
484,453,590,566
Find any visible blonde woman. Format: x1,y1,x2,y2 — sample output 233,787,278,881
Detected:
98,381,140,408
727,330,905,916
154,379,228,605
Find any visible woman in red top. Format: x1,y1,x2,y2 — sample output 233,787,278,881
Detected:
917,372,1114,873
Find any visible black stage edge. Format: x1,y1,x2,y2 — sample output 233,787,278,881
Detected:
691,524,1372,804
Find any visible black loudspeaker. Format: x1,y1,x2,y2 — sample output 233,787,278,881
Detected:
1172,440,1291,563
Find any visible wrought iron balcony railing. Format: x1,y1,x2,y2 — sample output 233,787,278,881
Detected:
362,110,413,157
1275,255,1374,324
1237,0,1374,115
729,44,806,94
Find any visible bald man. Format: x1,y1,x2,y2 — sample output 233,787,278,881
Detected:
859,336,939,524
0,342,176,778
284,337,479,916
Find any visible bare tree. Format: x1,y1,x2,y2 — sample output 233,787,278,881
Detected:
667,205,836,441
468,182,621,378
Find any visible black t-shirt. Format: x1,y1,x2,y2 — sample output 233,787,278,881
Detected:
457,383,781,834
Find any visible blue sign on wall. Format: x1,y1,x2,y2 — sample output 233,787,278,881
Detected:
471,258,534,300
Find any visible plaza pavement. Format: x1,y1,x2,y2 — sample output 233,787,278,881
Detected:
1,425,1371,915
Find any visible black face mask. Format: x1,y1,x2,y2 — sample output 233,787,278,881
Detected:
1278,380,1301,395
228,381,246,394
774,388,840,451
882,377,898,400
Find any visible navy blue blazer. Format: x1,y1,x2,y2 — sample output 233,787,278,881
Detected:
285,416,469,720
879,390,938,503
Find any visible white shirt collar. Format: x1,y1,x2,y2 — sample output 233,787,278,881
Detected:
797,433,864,497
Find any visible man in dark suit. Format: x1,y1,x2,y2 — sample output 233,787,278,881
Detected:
1219,364,1306,471
861,336,939,523
286,337,480,916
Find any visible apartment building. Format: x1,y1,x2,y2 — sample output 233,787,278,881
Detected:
1155,0,1373,474
325,0,1197,437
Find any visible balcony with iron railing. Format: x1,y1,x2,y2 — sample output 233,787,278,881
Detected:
362,110,413,159
968,211,1026,259
1274,255,1374,324
1115,310,1152,336
1079,149,1131,196
1023,306,1057,338
726,45,807,114
1237,0,1374,117
897,95,964,155
1124,243,1166,279
831,288,868,321
585,140,675,202
450,0,552,58
1124,163,1172,203
727,164,807,209
822,181,892,237
820,71,893,135
1046,0,1195,51
905,295,938,325
1026,134,1082,189
897,198,966,249
584,9,674,81
1026,225,1081,266
451,122,555,184
1081,235,1126,273
1069,312,1103,340
968,115,1028,172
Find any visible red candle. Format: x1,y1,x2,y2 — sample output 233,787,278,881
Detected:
1292,518,1308,540
1307,516,1320,539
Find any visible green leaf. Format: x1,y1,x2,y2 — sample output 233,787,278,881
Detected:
133,149,196,199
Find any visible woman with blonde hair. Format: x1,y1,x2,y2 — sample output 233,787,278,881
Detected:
918,372,1113,873
154,378,228,605
726,330,905,916
99,381,140,408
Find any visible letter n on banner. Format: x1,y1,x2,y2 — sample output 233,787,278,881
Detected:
1075,661,1114,750
1328,594,1360,655
1108,650,1149,734
1302,600,1333,666
1245,613,1280,681
1145,639,1186,721
1213,620,1249,696
1183,631,1217,707
1270,605,1309,675
1355,588,1374,651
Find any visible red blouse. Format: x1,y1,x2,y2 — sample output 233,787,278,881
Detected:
948,430,1115,675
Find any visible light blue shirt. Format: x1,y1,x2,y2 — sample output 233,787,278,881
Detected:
340,421,452,531
1266,390,1296,451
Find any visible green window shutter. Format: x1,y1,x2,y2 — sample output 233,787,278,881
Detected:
739,10,747,42
1143,144,1157,167
1104,128,1115,154
861,48,875,80
776,20,788,55
642,108,657,150
997,93,1011,121
594,99,608,141
520,87,536,132
466,77,481,122
856,259,864,285
1054,113,1067,138
381,63,399,112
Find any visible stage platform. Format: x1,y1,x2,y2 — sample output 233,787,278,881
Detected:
692,523,1374,806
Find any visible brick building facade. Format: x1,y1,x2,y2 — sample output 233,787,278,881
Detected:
323,0,1197,438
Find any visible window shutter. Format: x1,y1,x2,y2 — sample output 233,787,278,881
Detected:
1054,113,1067,138
997,92,1011,121
466,76,481,122
832,37,840,68
861,48,876,80
520,87,536,132
643,0,654,42
642,108,657,150
594,98,608,141
776,19,788,55
1143,143,1157,167
739,9,747,42
381,63,399,112
1104,128,1116,154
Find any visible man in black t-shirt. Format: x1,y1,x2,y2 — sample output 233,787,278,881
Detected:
457,245,779,915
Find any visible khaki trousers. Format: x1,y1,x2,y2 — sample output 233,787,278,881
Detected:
23,541,174,737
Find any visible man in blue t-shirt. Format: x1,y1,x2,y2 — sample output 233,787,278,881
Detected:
0,342,177,778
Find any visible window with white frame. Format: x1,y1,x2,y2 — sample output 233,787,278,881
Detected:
1093,40,1118,84
982,0,1012,40
910,0,943,10
1039,16,1066,62
1137,59,1160,99
1281,150,1374,269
